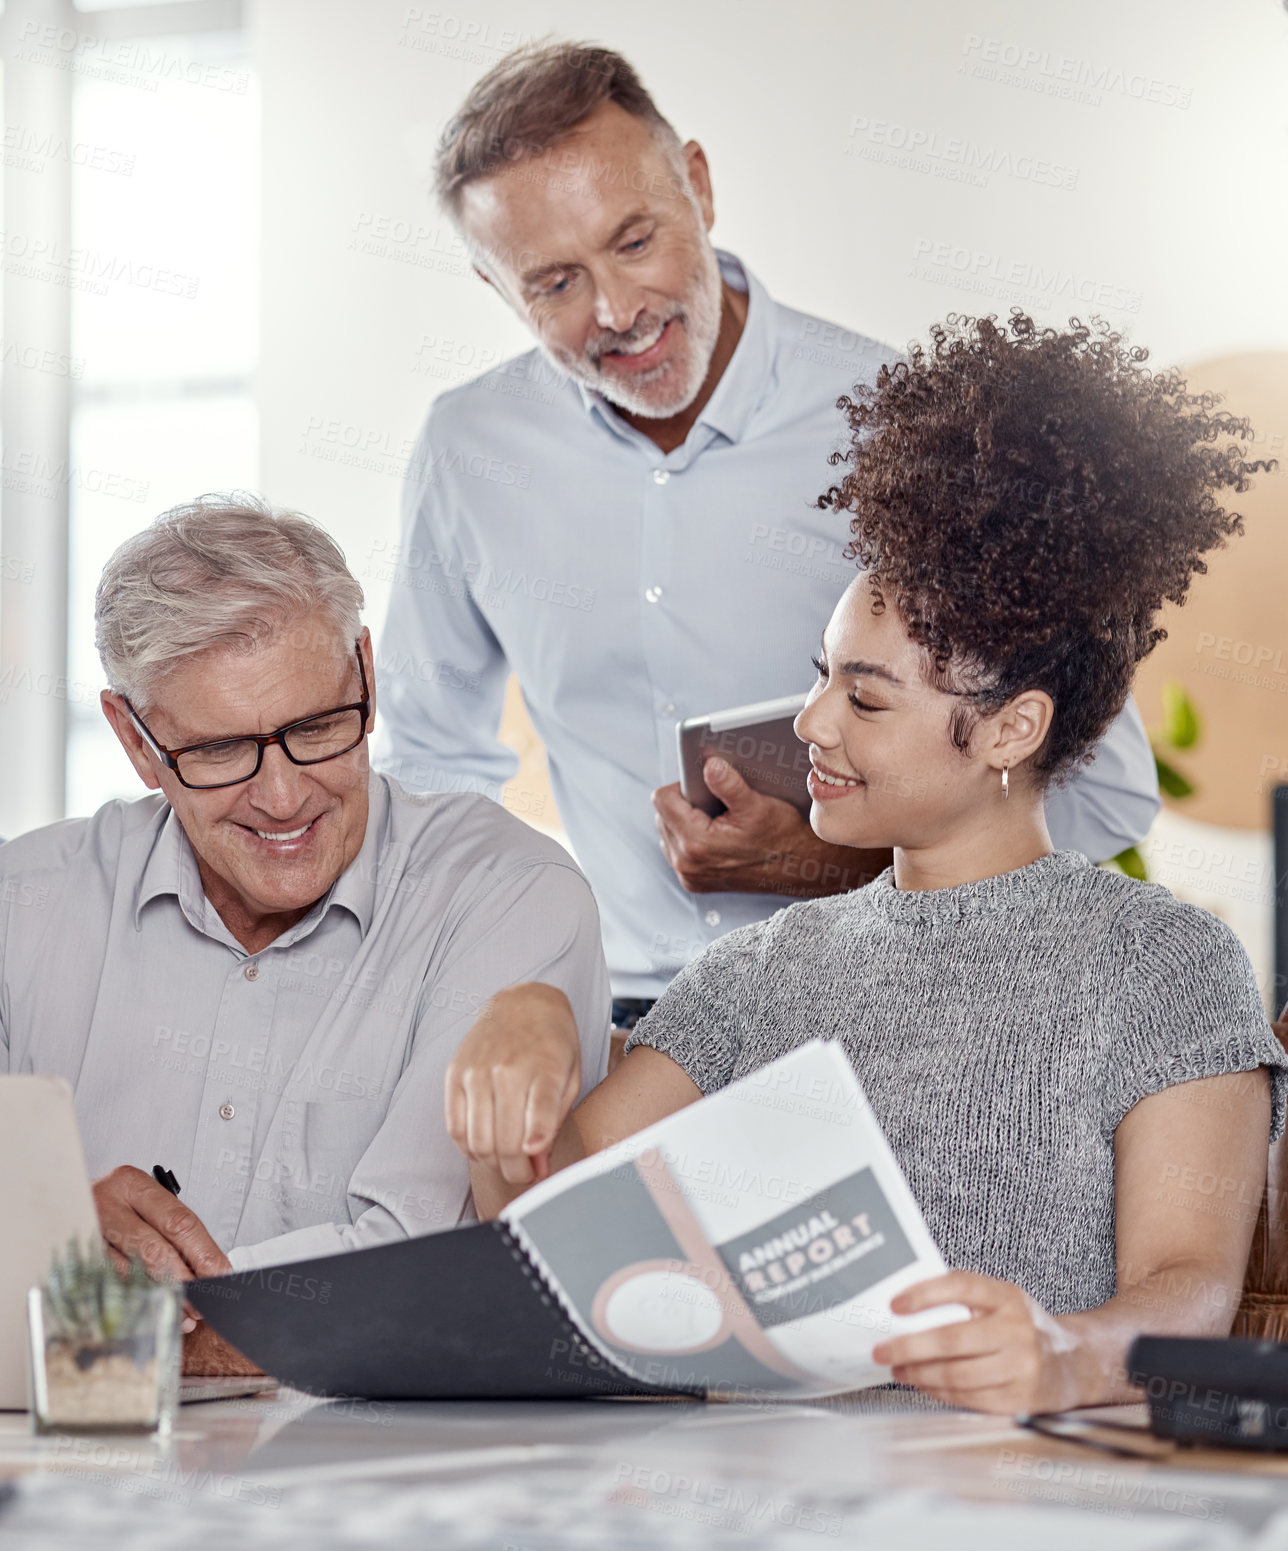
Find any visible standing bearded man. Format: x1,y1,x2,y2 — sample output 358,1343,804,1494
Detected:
377,42,1160,1025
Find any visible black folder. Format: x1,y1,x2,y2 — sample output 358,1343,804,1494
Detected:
186,1221,687,1401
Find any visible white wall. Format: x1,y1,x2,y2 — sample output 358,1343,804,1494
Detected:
252,0,1288,634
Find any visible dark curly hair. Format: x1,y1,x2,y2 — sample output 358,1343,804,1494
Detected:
818,311,1272,785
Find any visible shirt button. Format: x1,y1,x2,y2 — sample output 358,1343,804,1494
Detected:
243,963,259,981
219,1103,235,1120
661,702,675,716
652,468,670,485
705,910,721,927
644,586,664,603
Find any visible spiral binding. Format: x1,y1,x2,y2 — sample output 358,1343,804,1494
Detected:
491,1218,637,1386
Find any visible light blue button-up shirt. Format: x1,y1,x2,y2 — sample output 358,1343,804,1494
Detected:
376,253,1160,997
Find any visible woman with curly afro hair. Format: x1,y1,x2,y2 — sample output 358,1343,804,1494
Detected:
446,312,1288,1415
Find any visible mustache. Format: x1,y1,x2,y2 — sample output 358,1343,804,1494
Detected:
586,307,683,366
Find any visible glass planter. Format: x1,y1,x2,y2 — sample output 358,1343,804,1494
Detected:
27,1281,181,1435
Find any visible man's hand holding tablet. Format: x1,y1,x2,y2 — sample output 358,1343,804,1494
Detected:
653,757,890,897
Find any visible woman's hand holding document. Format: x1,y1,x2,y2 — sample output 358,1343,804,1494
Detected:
497,1041,968,1399
872,1272,1080,1415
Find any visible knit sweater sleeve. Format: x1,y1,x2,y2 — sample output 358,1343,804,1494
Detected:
1104,890,1288,1142
623,917,772,1093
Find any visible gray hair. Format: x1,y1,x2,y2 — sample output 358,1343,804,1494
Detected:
435,40,683,222
94,493,364,709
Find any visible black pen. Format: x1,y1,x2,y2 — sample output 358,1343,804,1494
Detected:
152,1164,198,1333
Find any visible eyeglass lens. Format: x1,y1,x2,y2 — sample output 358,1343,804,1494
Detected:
175,709,366,788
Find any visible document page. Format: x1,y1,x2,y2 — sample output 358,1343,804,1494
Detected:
502,1041,967,1398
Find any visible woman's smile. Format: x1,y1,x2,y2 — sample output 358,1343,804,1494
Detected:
807,756,865,801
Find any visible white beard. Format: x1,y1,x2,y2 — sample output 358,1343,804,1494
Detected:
543,237,725,419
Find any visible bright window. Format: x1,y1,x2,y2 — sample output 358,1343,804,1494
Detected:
65,22,258,815
0,2,257,833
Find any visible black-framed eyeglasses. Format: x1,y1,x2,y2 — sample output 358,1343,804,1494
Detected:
125,644,371,791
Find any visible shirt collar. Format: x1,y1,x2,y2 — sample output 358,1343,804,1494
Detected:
135,805,208,932
324,773,387,936
133,774,388,946
577,249,774,452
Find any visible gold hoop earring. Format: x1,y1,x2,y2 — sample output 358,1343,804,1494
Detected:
1001,763,1009,800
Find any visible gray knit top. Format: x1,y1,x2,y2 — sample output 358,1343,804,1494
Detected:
626,851,1288,1315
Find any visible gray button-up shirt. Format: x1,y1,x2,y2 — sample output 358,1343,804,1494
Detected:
0,773,610,1269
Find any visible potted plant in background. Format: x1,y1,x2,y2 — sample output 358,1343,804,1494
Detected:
27,1239,180,1435
1109,681,1200,882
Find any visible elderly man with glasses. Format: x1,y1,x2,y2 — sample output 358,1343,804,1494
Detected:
0,494,610,1371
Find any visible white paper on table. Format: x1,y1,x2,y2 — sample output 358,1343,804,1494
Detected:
503,1040,969,1398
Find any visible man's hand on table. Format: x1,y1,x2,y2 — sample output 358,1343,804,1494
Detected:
652,758,890,897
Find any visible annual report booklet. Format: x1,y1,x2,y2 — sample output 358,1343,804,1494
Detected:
501,1039,967,1399
187,1040,966,1401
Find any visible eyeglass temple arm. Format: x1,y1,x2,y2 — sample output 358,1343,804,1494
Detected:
123,700,178,770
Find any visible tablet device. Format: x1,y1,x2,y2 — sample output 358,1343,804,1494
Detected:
677,693,811,817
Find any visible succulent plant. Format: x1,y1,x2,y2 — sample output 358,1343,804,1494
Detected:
42,1239,165,1352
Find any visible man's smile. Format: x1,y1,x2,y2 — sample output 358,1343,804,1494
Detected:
602,317,676,365
234,814,324,853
